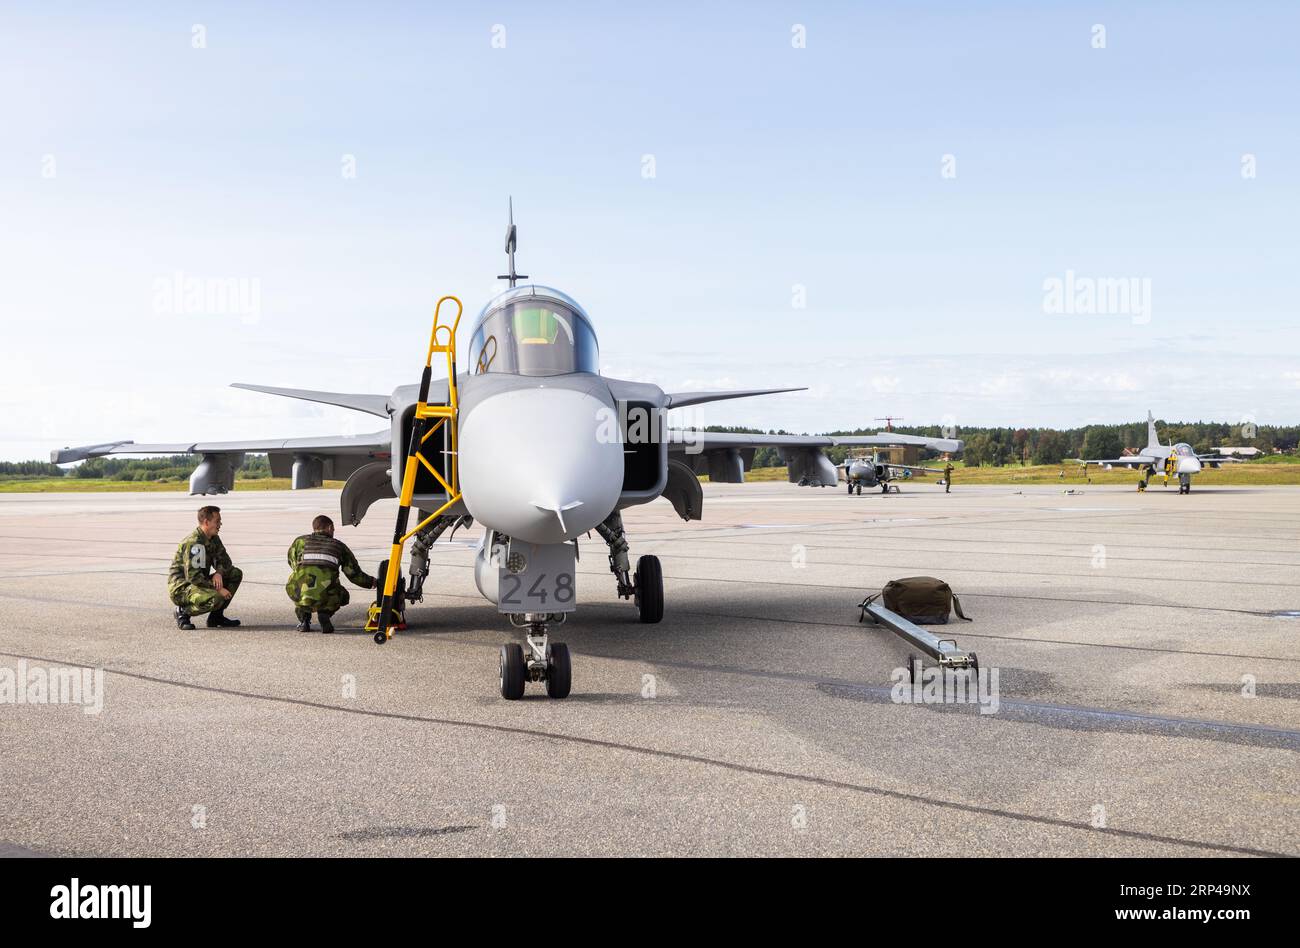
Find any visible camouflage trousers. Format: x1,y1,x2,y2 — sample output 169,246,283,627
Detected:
286,570,352,619
169,567,243,616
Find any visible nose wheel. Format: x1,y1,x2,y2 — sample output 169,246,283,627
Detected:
545,643,572,699
499,616,573,700
499,643,526,699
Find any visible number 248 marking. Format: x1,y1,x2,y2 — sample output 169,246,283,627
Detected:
500,572,574,605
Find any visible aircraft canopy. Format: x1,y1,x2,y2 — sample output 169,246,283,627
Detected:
468,297,599,377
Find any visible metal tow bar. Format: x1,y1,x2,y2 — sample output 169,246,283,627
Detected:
860,601,978,682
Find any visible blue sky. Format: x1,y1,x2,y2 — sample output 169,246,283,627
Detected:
2,1,1297,460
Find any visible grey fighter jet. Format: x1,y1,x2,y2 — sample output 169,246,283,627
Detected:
52,213,961,698
1071,411,1239,493
839,449,952,495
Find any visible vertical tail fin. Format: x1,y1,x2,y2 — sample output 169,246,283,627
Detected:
1146,410,1162,450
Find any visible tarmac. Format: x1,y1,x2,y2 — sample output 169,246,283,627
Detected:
1,482,1297,857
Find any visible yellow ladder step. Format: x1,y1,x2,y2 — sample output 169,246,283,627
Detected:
415,405,456,419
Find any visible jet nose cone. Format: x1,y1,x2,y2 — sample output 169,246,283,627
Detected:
1178,458,1202,474
458,385,624,544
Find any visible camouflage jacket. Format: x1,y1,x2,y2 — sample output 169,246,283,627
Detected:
168,527,233,593
286,533,374,589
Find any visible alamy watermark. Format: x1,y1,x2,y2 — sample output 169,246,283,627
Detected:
891,663,1000,714
595,402,704,453
153,271,261,325
1043,269,1151,325
1,660,104,715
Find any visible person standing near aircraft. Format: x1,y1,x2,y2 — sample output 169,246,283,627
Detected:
168,506,242,630
944,462,954,494
285,515,375,633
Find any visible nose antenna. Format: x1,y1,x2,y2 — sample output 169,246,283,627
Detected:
497,197,529,288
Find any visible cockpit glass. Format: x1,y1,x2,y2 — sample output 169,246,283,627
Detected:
468,300,599,377
1174,443,1194,457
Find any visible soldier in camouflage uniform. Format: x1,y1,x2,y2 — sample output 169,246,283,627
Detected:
285,514,375,633
168,505,242,630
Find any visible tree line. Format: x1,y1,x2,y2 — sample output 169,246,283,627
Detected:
0,455,274,482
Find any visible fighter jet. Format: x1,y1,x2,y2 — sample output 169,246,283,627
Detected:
51,209,961,699
1072,411,1238,493
839,449,952,495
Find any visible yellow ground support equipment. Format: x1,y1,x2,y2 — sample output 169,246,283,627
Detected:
372,295,463,645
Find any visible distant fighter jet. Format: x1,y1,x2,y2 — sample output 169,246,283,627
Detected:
52,207,960,698
1072,411,1238,493
839,449,951,494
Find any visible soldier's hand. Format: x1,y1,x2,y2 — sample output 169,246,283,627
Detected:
220,588,233,600
213,573,225,592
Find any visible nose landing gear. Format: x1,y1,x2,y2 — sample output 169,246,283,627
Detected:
500,613,572,700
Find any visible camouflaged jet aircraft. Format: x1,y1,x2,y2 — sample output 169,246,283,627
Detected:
52,211,962,699
1072,410,1239,494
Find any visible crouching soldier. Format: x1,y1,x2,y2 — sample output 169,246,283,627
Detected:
286,514,375,633
169,505,242,630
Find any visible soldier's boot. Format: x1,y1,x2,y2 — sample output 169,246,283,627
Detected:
295,608,312,633
207,607,241,628
175,606,195,631
318,611,335,634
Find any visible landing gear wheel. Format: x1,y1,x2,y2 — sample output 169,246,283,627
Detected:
499,643,526,700
847,483,853,495
634,554,664,624
373,631,387,645
545,643,572,699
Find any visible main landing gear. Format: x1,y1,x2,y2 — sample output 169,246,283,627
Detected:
499,613,572,700
596,511,663,623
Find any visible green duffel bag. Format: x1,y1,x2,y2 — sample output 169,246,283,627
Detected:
858,576,971,625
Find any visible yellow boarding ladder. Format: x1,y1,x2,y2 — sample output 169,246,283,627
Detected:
372,295,463,644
